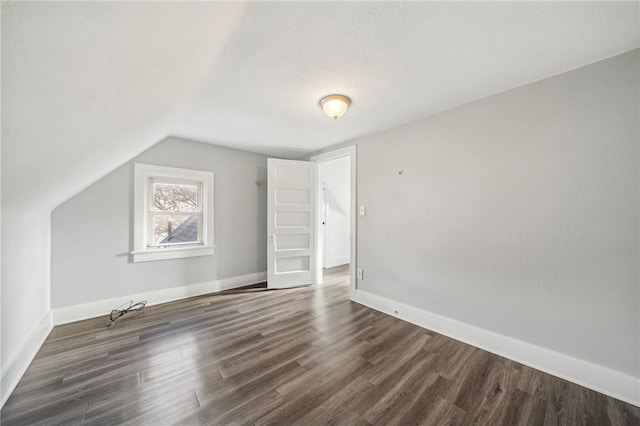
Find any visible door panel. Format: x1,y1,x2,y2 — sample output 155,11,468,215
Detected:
267,158,316,289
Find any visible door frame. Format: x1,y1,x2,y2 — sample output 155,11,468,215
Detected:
310,145,357,298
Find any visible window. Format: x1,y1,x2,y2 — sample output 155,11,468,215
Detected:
133,164,214,262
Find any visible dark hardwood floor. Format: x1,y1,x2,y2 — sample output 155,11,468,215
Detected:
2,266,639,425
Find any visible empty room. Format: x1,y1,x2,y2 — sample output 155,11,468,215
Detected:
1,1,639,425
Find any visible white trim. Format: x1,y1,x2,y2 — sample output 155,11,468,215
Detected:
352,289,640,407
1,311,54,409
53,271,266,325
311,145,357,299
133,163,214,263
310,146,355,163
131,245,215,262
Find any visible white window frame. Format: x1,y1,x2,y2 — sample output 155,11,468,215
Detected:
133,163,214,263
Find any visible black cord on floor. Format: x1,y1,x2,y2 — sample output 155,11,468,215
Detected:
106,300,147,328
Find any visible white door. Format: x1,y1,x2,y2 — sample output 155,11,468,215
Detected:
267,158,316,289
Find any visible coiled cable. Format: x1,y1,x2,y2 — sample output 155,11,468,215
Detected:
106,300,147,328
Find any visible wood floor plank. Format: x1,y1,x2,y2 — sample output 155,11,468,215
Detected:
257,354,374,425
2,265,639,425
351,349,433,419
294,376,375,426
195,360,307,419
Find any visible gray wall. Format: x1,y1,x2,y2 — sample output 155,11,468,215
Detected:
51,137,268,308
354,50,639,377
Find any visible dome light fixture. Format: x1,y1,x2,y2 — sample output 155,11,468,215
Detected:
319,94,351,119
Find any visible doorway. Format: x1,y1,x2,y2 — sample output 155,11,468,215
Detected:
311,146,356,295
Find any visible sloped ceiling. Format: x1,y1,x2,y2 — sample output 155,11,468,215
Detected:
2,1,639,211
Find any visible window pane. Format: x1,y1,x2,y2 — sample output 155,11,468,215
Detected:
152,182,198,212
151,214,199,246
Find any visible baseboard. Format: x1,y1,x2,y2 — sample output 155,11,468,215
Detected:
53,271,267,325
1,310,54,409
352,289,640,407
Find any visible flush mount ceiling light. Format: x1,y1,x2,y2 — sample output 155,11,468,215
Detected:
319,94,351,119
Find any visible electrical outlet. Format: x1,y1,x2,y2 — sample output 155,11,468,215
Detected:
359,205,366,216
357,268,363,280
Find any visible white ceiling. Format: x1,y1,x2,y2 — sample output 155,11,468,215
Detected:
2,1,639,210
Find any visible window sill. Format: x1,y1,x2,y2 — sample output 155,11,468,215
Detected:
132,245,215,263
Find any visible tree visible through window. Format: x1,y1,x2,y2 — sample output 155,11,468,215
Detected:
150,181,200,246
